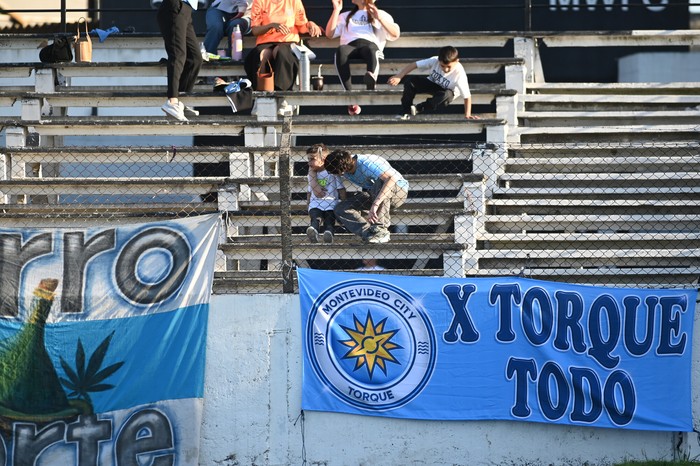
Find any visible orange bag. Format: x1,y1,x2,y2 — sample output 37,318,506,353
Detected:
256,59,274,91
74,17,92,63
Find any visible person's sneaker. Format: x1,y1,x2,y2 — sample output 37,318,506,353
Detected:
367,228,390,244
363,72,376,90
348,104,362,115
162,100,187,121
323,230,334,244
395,113,411,120
213,76,229,92
183,104,199,117
306,226,319,243
410,104,418,116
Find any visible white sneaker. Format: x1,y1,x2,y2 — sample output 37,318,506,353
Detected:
183,104,199,117
162,100,187,121
306,226,319,243
323,230,333,244
410,105,418,116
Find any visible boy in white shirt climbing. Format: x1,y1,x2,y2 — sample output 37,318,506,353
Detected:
388,45,480,120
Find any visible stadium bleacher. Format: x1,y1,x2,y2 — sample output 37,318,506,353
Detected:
0,30,699,292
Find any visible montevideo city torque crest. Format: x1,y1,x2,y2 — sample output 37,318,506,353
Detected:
305,279,436,411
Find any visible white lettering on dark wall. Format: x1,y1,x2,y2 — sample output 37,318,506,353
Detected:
549,0,668,12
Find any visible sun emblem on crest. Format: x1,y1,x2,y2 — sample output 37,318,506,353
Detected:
339,311,403,379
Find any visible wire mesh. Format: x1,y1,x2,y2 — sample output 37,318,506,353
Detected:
2,140,699,293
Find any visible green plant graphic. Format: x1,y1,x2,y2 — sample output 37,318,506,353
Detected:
0,278,123,432
60,332,124,406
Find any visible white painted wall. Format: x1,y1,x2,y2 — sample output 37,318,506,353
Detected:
201,294,700,466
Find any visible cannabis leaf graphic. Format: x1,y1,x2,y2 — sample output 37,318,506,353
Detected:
59,331,124,405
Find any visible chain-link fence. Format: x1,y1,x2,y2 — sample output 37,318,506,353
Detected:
2,139,699,293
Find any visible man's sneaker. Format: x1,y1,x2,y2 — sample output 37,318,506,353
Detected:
162,100,187,121
323,230,334,244
183,104,199,117
410,104,418,116
348,104,362,115
395,114,411,120
363,72,376,90
367,228,390,244
213,77,229,92
306,226,319,243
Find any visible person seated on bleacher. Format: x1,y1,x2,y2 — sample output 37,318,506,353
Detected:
244,0,323,91
388,45,480,121
203,0,253,56
325,0,400,115
322,149,408,244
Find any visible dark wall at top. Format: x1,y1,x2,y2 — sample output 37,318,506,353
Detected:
100,0,690,34
100,0,689,82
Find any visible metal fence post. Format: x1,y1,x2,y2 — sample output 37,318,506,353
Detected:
279,116,295,293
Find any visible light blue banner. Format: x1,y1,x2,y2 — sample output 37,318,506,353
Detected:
299,268,696,431
0,214,219,464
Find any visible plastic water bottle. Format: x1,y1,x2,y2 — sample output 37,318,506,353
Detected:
231,25,243,61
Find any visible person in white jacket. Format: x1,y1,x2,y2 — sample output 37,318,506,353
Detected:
325,0,400,115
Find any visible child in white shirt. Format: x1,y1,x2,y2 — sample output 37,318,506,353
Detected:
388,46,480,120
306,144,346,244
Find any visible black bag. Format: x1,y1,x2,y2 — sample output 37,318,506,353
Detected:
39,36,74,63
226,87,253,114
217,79,254,114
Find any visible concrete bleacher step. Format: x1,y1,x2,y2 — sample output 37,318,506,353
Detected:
491,186,700,199
1,114,503,137
499,171,700,187
470,249,700,284
0,86,512,111
522,83,700,111
517,110,700,127
474,247,700,265
219,234,463,261
212,268,446,293
1,143,482,165
506,141,700,158
225,207,463,229
504,155,700,173
0,57,523,81
483,213,700,233
226,173,476,194
486,198,700,215
0,177,226,196
511,124,700,143
477,231,700,249
465,266,700,289
0,203,218,227
525,82,700,95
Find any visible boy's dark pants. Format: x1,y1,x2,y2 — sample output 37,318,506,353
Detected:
401,76,454,114
309,208,336,234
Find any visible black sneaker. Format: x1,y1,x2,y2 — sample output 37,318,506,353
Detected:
363,72,377,90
